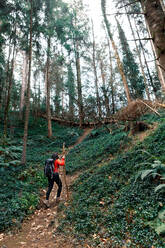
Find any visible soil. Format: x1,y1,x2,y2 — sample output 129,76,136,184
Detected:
0,125,157,248
0,128,93,248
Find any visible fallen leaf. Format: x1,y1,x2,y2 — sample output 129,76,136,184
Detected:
126,239,131,244
19,242,27,245
0,233,4,241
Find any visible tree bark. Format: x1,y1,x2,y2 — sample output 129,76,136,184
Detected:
21,0,33,164
67,63,75,119
140,0,165,93
159,0,165,12
75,42,84,127
46,36,52,138
101,0,132,103
142,7,165,93
91,20,102,119
124,5,151,100
99,58,110,117
3,42,16,138
1,44,12,111
134,19,158,98
20,50,28,119
107,37,115,114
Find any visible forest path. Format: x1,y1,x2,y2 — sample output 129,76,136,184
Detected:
0,125,157,248
0,128,93,248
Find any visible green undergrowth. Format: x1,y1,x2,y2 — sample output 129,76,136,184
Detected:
0,117,82,232
58,117,165,247
66,126,131,174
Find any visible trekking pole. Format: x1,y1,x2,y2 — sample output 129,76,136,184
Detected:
62,142,69,200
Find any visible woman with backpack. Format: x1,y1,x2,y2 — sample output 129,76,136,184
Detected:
44,152,65,207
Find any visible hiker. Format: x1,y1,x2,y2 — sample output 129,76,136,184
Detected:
44,153,65,207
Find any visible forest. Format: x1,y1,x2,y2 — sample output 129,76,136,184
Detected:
0,0,165,247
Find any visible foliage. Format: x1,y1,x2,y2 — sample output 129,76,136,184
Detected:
1,110,165,247
135,159,165,186
58,120,165,247
117,19,145,99
0,118,82,231
66,126,130,174
135,157,165,235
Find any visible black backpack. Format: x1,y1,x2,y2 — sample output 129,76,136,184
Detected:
44,159,54,178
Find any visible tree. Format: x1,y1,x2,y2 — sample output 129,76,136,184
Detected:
101,0,132,103
139,0,165,93
67,0,90,126
116,19,145,99
20,51,28,119
91,20,102,119
21,0,33,164
106,36,115,114
3,40,16,138
123,4,151,100
99,57,111,117
133,20,160,99
66,63,75,119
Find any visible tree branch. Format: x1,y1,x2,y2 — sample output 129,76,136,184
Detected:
118,0,140,9
106,12,144,15
138,100,160,116
127,38,153,41
158,64,165,72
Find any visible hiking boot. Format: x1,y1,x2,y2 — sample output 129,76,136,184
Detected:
56,197,60,203
43,199,50,207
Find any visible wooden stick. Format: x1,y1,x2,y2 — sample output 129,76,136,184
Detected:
138,100,161,116
62,142,69,200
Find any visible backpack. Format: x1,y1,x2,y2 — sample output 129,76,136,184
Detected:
44,159,54,178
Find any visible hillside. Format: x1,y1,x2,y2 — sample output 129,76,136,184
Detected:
0,113,165,247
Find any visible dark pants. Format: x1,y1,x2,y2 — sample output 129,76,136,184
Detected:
46,172,62,200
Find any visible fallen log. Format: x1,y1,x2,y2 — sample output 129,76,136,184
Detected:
39,114,117,127
38,99,163,128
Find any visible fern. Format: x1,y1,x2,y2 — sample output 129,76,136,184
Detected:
135,159,165,182
140,169,153,180
154,184,165,193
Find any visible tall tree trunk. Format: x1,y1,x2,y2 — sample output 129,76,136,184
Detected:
134,20,158,98
4,42,16,138
75,42,84,127
101,0,132,103
91,20,102,119
107,37,115,114
1,44,12,111
55,81,61,116
160,0,165,12
21,0,33,164
99,58,110,117
140,0,165,93
67,63,75,119
20,50,28,119
124,5,151,100
142,10,165,94
46,36,52,138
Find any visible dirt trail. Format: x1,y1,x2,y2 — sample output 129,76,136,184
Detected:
0,128,93,248
69,128,92,148
0,126,156,248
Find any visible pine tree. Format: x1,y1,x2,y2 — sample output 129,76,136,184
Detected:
66,63,75,119
21,0,33,164
101,0,132,103
116,19,145,99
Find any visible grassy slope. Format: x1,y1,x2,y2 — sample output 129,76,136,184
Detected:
58,114,165,248
0,117,83,231
1,113,165,247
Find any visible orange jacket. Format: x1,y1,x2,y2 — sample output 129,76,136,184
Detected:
54,158,65,173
